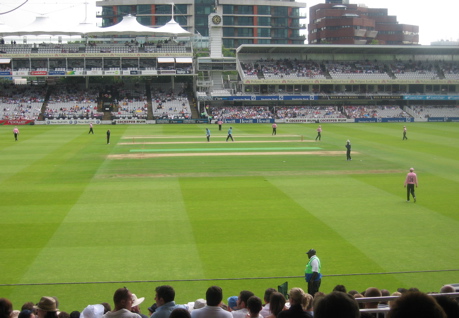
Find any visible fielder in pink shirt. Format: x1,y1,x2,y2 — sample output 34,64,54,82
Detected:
315,125,322,141
13,127,19,141
404,167,418,202
272,123,277,135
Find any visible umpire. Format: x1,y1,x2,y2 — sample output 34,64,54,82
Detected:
305,248,322,296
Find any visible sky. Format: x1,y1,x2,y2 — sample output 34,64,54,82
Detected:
1,0,459,45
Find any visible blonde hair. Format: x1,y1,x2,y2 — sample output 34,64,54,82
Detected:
288,288,309,310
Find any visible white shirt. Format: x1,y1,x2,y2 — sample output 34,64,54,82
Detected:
231,309,248,318
260,304,270,318
191,306,232,318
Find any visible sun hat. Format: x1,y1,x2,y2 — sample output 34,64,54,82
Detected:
193,299,206,309
131,294,145,307
80,305,104,318
34,297,58,312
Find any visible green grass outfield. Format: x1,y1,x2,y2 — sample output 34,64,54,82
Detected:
0,122,458,312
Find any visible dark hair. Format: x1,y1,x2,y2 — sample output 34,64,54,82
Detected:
388,292,446,318
114,288,131,306
44,312,58,318
269,292,286,317
239,291,255,307
435,295,459,318
100,303,111,314
156,285,175,303
263,288,277,303
247,296,262,316
206,286,223,306
69,311,80,318
21,303,34,312
57,311,69,318
0,298,13,318
169,308,190,318
18,310,33,318
315,291,360,318
333,285,347,293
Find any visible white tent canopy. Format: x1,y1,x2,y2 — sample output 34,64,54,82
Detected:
0,22,14,37
155,18,191,36
0,13,192,37
9,16,82,36
85,14,159,36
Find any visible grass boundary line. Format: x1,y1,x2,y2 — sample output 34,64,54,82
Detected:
2,269,458,287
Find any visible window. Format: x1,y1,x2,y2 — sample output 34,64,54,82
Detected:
239,28,253,37
223,28,234,36
258,17,271,26
237,17,253,26
257,28,270,37
137,5,151,15
224,16,234,25
258,6,270,15
239,6,253,14
223,5,233,14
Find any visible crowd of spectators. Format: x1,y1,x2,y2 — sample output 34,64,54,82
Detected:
344,106,410,119
241,59,324,79
275,106,345,119
0,84,45,120
0,284,457,318
408,105,459,119
44,85,101,119
210,106,274,119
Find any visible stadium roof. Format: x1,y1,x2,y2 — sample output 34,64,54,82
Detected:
85,15,158,36
236,44,459,56
1,14,190,37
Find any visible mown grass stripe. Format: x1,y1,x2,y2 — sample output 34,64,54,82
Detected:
130,147,322,152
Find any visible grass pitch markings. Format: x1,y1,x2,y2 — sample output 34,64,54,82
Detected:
119,140,316,145
129,147,322,153
121,135,305,139
108,151,350,159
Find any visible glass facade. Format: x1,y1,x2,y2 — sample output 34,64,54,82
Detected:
98,0,306,48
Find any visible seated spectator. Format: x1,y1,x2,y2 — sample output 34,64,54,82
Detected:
18,310,34,318
80,305,104,318
152,286,182,318
231,291,254,318
277,288,312,318
227,297,238,312
332,285,347,293
169,309,190,318
264,292,286,318
387,291,446,318
247,297,263,318
34,297,59,318
191,286,232,318
130,294,148,318
0,298,13,318
378,289,390,309
440,285,456,293
102,288,140,318
434,295,459,318
260,288,277,318
314,291,359,318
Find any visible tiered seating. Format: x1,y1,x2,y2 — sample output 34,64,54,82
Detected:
44,85,102,119
276,106,345,119
0,84,45,120
327,61,391,79
152,83,191,119
409,105,459,118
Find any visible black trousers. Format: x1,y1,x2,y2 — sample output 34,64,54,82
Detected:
226,134,233,141
407,184,415,200
308,279,321,296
